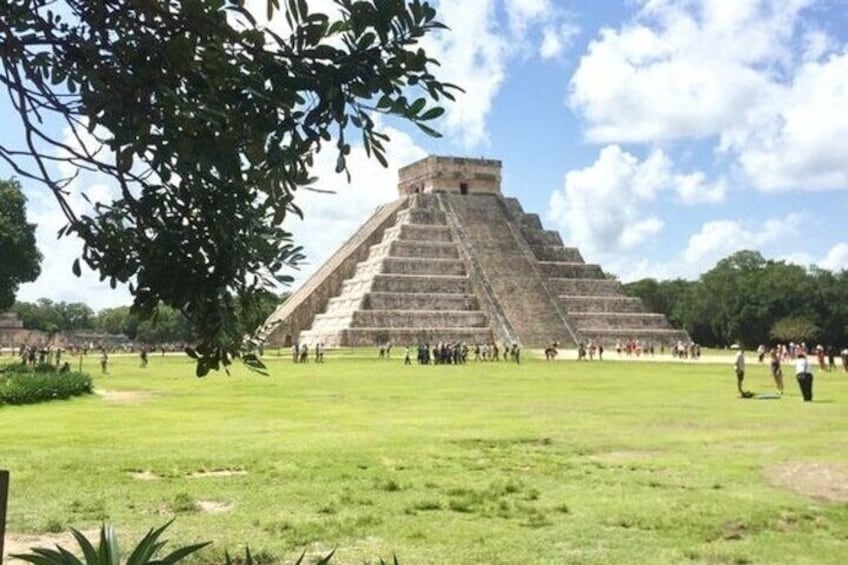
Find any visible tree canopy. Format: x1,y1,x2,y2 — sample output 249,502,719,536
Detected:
0,0,457,374
624,250,848,348
0,178,42,309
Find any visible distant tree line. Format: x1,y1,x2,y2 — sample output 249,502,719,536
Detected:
13,291,287,345
624,250,848,348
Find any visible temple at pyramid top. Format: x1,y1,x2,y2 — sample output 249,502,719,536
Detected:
397,156,502,196
259,155,690,349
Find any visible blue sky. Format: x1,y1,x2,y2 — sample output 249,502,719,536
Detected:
7,0,848,311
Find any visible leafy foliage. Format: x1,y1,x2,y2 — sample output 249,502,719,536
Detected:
624,250,848,347
0,0,458,375
0,367,92,405
0,178,42,309
14,299,95,333
769,316,822,344
11,520,210,564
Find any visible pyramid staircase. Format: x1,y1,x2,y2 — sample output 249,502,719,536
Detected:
501,197,688,346
299,195,494,346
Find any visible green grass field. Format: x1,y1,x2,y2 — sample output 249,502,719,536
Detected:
2,351,847,564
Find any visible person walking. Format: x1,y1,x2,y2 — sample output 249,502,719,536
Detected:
769,348,784,395
100,348,109,374
793,351,814,402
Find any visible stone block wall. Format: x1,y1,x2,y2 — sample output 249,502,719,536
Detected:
398,156,502,196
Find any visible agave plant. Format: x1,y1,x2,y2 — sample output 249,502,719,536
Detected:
11,520,210,565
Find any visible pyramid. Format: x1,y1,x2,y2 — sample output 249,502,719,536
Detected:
260,156,690,348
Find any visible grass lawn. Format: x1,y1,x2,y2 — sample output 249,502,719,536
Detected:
1,351,847,564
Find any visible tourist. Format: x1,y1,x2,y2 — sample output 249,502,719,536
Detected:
733,348,747,397
299,343,309,363
769,348,784,395
140,347,148,368
794,351,814,402
100,349,108,374
404,346,411,365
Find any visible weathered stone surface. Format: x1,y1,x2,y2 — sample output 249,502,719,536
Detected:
261,156,690,348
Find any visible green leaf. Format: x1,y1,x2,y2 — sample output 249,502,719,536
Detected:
72,258,81,277
419,106,445,121
70,527,99,564
409,97,426,116
155,541,212,564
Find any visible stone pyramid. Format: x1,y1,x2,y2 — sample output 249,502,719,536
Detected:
260,156,689,348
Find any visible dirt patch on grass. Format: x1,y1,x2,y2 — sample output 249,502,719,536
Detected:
190,469,248,478
96,389,153,404
197,500,234,513
4,530,97,562
129,470,160,481
764,461,848,502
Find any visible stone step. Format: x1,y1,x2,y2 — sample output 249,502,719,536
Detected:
531,246,584,263
396,207,447,225
561,295,645,313
324,327,494,347
521,229,563,247
519,213,543,230
389,240,460,259
548,278,623,296
381,257,466,276
538,261,605,279
570,312,670,329
350,310,488,328
369,274,470,294
325,295,365,313
399,223,453,242
367,240,459,260
363,292,479,311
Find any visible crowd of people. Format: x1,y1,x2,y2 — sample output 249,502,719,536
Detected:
289,342,325,363
1,341,172,374
407,341,522,365
736,342,848,402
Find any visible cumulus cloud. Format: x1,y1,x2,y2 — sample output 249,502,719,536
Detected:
547,145,723,255
729,51,848,191
818,243,848,272
540,22,581,59
569,0,848,192
683,213,805,266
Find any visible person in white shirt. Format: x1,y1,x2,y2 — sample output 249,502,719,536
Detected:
793,352,814,402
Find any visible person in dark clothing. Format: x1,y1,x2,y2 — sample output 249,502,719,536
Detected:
793,352,814,402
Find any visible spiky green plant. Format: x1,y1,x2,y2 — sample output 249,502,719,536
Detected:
11,520,209,564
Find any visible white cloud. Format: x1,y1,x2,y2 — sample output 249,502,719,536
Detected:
569,0,848,193
504,0,552,34
819,243,848,272
731,51,848,191
683,213,805,266
548,145,665,255
420,1,508,148
540,23,580,59
596,213,819,283
547,144,722,254
18,180,131,311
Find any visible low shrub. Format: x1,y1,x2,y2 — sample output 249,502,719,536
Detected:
0,369,92,406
